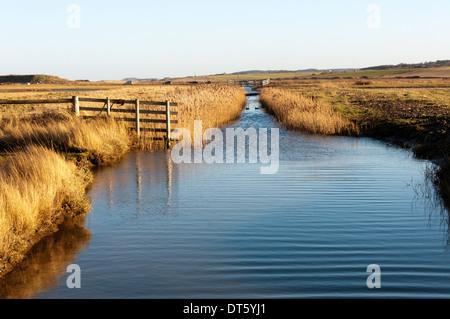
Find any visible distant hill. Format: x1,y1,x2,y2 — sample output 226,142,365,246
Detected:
0,74,71,84
362,60,450,71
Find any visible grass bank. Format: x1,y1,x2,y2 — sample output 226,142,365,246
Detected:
0,83,246,278
0,146,93,277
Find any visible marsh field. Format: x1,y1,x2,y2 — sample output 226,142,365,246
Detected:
1,78,450,298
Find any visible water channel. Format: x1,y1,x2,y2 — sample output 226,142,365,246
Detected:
1,88,449,298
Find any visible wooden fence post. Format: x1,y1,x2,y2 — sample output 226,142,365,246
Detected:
106,97,111,116
73,96,79,116
165,100,171,148
135,99,140,138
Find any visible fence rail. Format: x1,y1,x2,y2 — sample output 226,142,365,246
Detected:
0,99,73,104
0,96,179,147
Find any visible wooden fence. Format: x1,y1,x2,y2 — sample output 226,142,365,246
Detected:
0,96,179,147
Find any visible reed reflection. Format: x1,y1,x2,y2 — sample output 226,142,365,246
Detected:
0,216,91,299
412,164,450,246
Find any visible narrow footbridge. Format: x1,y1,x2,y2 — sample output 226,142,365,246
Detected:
227,79,270,96
228,79,271,87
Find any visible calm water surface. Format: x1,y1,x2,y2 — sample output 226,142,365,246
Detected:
1,90,449,298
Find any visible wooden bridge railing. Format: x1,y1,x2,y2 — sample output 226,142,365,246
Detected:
0,96,178,147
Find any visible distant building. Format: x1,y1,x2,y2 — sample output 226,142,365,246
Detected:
124,80,133,85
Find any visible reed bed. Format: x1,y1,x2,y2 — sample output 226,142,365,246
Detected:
166,84,247,136
85,84,246,137
0,146,93,276
0,112,132,165
260,87,359,135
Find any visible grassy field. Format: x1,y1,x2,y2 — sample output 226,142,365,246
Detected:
170,67,435,83
385,66,450,78
173,69,416,82
286,69,417,79
0,83,247,278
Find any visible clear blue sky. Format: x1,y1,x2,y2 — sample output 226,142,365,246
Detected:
1,0,449,81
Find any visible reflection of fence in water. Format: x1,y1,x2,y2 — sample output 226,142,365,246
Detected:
104,151,173,215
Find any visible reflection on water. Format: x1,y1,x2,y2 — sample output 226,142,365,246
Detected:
96,149,174,217
0,217,91,299
2,92,450,298
411,165,450,246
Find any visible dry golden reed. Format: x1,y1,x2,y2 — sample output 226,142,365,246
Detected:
0,146,92,276
103,84,247,149
0,112,132,165
260,87,359,135
167,84,247,136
